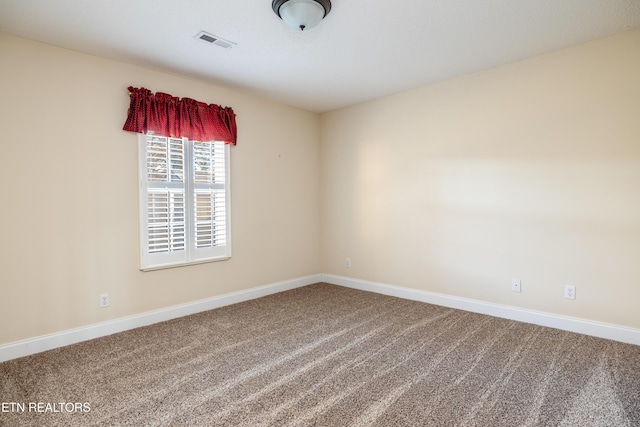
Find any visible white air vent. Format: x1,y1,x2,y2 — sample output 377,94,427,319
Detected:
195,31,236,49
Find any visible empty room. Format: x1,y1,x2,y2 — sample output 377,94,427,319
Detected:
1,0,639,425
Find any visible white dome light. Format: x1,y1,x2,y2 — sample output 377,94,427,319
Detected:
272,0,332,31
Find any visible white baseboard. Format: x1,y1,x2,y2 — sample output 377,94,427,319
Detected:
321,274,640,346
3,273,637,363
0,275,321,363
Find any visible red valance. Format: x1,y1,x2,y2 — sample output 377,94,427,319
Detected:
123,86,237,145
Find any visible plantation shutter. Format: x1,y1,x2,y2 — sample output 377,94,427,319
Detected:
191,141,229,261
146,136,185,255
147,191,185,253
139,135,230,270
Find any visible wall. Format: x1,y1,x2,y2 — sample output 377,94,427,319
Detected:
2,29,639,349
0,34,320,345
320,30,640,329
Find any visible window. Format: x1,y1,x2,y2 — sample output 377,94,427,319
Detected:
138,134,231,270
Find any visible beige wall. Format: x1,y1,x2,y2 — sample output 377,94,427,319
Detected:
320,30,640,329
2,28,639,347
0,34,320,345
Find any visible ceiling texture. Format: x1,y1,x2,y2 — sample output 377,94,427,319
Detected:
1,0,640,112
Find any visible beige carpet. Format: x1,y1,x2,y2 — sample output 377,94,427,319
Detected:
1,283,639,426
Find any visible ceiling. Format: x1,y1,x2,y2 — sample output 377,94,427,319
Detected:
1,0,639,112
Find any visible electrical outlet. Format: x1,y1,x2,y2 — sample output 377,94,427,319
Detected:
99,293,109,308
346,258,351,268
511,279,521,293
564,285,576,300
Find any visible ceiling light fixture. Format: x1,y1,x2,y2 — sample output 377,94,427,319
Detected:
272,0,331,31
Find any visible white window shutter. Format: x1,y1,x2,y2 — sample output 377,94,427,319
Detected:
147,190,185,253
138,135,230,270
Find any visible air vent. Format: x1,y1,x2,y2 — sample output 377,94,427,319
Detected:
195,31,236,49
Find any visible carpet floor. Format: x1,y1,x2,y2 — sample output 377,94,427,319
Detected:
1,283,639,426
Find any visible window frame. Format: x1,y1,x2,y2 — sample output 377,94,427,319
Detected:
137,133,231,271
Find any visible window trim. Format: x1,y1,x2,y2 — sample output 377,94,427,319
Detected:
137,134,231,271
